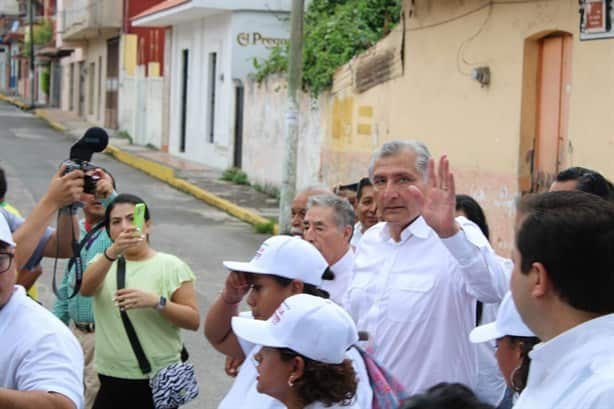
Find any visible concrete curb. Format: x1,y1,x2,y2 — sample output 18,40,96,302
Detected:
0,92,30,110
34,110,67,132
103,146,278,232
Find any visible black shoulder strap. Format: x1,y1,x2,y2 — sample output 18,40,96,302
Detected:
117,257,152,375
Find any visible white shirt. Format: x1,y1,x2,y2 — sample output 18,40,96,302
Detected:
344,216,507,394
322,249,355,305
350,222,363,249
514,313,614,409
0,286,84,409
219,338,372,409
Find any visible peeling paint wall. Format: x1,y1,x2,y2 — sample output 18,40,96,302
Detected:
242,75,324,191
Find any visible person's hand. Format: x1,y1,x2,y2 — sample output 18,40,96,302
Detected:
114,288,159,310
225,355,244,377
45,164,85,208
94,168,114,199
106,227,144,258
221,271,250,304
409,155,460,238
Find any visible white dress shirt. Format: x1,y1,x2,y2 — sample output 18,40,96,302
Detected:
323,248,355,304
514,313,614,409
344,216,506,394
351,222,363,249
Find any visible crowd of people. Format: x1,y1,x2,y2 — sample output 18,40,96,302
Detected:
1,139,614,409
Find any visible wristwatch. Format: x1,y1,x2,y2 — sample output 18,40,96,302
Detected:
155,296,167,310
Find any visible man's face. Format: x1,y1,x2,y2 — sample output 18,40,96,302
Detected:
372,150,426,226
303,206,349,265
510,214,535,334
0,244,16,306
356,185,378,231
81,193,105,220
549,179,578,192
336,189,357,209
290,193,309,236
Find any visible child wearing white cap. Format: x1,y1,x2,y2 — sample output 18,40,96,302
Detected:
204,235,372,409
232,294,359,409
469,292,539,401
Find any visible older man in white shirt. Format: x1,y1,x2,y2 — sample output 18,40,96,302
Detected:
344,140,508,394
303,194,355,304
511,191,614,409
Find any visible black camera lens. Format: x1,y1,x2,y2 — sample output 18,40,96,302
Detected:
83,174,100,195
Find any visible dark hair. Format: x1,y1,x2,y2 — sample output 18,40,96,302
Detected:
455,194,489,240
555,167,611,200
401,382,494,409
516,191,614,313
278,348,357,407
0,167,6,200
357,177,373,201
507,335,540,393
270,275,330,299
104,193,151,237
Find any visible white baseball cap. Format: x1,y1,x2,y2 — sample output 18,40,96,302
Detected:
223,235,328,287
231,293,358,364
470,292,535,343
0,213,15,247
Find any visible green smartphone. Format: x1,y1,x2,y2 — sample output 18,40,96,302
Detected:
132,203,146,232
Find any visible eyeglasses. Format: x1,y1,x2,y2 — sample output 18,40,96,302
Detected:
0,252,14,274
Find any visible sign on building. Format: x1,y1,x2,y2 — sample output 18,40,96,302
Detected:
580,0,614,40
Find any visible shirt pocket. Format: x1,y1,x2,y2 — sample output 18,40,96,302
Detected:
346,273,374,315
385,274,435,324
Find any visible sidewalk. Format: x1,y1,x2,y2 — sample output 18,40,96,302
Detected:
1,94,280,233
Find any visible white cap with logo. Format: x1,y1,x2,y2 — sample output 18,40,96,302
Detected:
223,235,328,287
470,292,535,343
0,213,15,247
231,293,358,364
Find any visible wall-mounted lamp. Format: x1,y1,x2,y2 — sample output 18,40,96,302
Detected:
471,66,490,87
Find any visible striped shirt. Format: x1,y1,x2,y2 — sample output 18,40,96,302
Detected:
53,219,112,324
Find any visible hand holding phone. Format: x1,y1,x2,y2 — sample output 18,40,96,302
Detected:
132,203,146,233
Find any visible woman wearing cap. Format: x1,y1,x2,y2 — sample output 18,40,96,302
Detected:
469,292,540,404
233,293,358,409
81,194,200,409
204,235,372,409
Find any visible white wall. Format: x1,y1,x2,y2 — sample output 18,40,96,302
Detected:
242,75,323,190
169,12,232,169
0,0,18,15
84,38,106,126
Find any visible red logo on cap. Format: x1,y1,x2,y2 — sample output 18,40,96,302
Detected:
271,302,289,325
253,243,268,260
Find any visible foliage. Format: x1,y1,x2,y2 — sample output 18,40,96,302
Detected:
40,68,49,95
33,18,54,45
252,0,402,95
221,168,249,185
117,130,133,144
252,182,281,201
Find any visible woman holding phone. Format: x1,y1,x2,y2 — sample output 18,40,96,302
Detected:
81,193,200,409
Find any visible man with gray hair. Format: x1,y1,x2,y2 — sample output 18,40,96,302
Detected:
303,194,355,304
344,140,508,394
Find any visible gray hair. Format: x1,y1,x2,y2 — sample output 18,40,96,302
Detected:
368,140,431,181
306,193,355,231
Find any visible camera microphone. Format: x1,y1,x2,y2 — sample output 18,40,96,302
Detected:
69,127,109,162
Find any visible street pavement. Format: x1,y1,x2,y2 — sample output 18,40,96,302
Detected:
0,101,267,408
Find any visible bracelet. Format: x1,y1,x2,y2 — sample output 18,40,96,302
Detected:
103,248,117,262
219,291,240,305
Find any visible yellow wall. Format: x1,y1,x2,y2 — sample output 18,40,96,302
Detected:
321,0,613,253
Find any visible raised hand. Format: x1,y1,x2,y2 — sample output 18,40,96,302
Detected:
409,155,460,238
221,271,251,305
106,226,145,258
45,164,84,208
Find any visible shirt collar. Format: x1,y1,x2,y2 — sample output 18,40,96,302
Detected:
331,248,354,274
379,216,431,243
530,313,614,366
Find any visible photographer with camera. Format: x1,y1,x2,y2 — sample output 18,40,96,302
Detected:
53,168,116,409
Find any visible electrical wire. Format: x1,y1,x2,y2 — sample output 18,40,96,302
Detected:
456,1,493,76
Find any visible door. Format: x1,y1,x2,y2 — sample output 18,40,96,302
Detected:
179,49,189,153
233,84,244,168
105,37,120,129
532,34,572,192
51,62,62,108
78,61,85,117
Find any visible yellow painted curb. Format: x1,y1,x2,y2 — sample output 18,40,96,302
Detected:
104,145,278,232
34,109,67,132
0,92,30,110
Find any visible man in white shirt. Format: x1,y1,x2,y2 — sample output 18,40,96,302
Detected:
0,213,84,409
344,140,508,394
303,194,355,304
511,191,614,409
290,187,331,236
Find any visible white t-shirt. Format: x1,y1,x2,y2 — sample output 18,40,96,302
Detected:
218,338,372,409
0,286,84,409
322,249,355,305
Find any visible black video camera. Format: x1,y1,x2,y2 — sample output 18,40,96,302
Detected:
63,127,109,195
